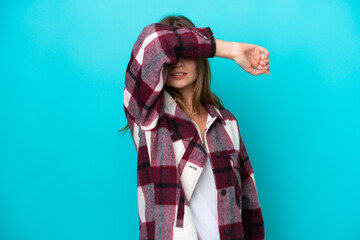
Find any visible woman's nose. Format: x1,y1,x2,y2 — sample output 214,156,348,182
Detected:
175,58,184,67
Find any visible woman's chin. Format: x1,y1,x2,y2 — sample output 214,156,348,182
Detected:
165,80,196,90
165,82,187,89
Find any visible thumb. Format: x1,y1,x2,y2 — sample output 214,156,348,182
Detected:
247,67,265,76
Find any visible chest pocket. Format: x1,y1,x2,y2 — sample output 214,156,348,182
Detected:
167,116,198,167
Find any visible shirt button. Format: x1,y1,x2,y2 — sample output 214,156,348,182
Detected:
224,228,230,235
221,189,227,196
169,130,174,135
215,151,220,156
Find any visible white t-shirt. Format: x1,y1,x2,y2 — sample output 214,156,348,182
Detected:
189,156,220,240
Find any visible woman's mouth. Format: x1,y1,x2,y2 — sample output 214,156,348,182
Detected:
171,72,187,79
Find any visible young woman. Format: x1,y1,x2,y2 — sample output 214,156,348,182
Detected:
121,15,270,240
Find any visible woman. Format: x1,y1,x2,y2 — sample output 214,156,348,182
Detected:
121,15,270,240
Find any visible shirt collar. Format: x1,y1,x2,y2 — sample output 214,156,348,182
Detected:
163,89,226,125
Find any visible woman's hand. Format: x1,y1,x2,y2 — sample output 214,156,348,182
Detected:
214,39,270,76
233,42,270,76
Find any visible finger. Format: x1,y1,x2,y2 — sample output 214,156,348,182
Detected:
248,67,266,76
265,62,270,70
260,47,269,58
256,66,268,75
260,47,269,57
255,47,262,63
260,54,267,64
260,59,269,66
260,50,265,61
265,63,270,75
257,63,267,70
246,68,258,76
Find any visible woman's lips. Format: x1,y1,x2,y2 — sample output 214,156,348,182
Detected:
171,72,187,79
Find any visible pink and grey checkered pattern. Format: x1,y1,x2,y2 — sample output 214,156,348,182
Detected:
123,22,265,240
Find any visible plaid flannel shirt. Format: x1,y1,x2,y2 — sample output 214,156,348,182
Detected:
123,22,265,240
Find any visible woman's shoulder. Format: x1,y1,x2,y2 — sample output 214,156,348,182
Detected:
216,105,238,122
215,105,243,145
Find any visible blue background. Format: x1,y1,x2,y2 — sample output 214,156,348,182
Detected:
1,0,359,239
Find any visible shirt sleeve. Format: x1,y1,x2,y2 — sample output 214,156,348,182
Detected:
123,23,216,149
239,134,265,239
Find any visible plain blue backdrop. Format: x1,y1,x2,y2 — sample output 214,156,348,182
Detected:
1,0,359,239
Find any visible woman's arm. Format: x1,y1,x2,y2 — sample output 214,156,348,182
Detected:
123,23,216,149
215,39,270,76
239,134,265,239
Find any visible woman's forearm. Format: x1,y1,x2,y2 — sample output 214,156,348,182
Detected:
214,39,238,60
